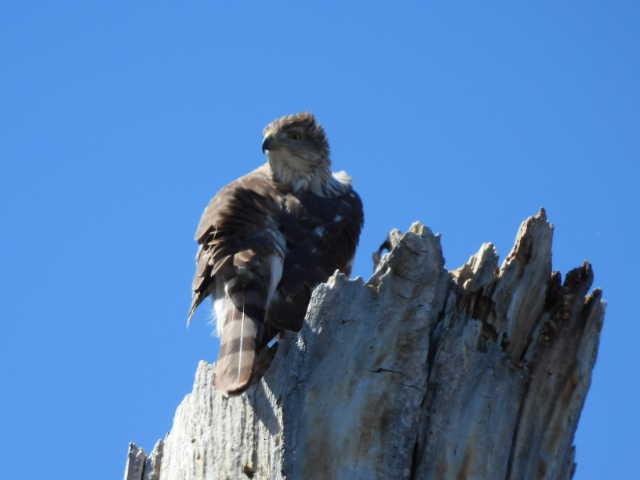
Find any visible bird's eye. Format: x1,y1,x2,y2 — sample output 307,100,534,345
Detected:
289,131,302,141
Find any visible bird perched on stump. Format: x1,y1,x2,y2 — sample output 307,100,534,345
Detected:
188,113,363,395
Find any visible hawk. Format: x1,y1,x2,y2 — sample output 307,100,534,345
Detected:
188,113,364,395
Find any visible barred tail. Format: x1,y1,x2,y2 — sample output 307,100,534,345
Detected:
213,249,284,394
214,296,259,394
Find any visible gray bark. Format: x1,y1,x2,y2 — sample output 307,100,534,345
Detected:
125,210,604,480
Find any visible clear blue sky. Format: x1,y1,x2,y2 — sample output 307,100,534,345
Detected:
1,2,637,478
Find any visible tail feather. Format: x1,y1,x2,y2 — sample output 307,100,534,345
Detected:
214,297,259,394
212,249,285,394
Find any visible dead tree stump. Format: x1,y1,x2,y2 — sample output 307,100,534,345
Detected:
125,210,604,480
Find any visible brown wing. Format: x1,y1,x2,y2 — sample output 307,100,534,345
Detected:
188,165,283,323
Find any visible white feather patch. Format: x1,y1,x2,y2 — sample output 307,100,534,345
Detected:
213,297,227,337
314,226,326,237
332,170,352,185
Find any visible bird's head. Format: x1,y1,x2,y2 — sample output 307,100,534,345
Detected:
261,112,330,188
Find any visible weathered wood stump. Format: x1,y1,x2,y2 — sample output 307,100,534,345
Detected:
125,210,604,480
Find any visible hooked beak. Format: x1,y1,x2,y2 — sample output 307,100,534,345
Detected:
261,135,274,153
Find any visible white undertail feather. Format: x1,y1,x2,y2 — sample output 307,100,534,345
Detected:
213,297,227,337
